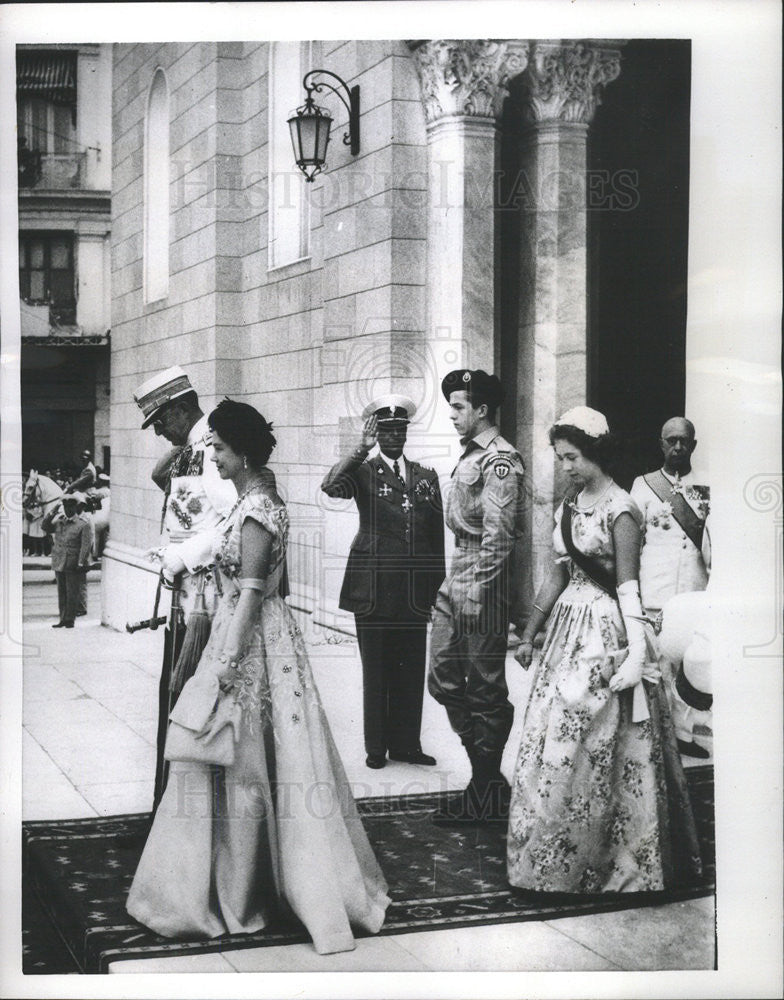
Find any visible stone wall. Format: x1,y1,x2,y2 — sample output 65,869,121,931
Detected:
103,40,437,629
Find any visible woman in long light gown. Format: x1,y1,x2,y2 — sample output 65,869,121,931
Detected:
127,399,390,954
507,407,702,895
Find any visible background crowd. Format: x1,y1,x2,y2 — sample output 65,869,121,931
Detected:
22,449,110,559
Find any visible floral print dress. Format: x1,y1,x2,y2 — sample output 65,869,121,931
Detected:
127,488,390,953
506,484,702,894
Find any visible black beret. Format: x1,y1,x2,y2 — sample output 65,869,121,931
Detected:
441,369,503,408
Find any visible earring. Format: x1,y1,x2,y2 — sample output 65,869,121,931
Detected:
243,456,248,470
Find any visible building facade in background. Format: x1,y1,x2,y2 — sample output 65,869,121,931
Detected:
17,44,113,476
103,39,693,633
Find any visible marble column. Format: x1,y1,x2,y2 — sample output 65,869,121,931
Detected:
515,40,622,596
410,40,528,450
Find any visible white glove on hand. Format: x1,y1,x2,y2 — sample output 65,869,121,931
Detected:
161,546,187,583
609,581,647,693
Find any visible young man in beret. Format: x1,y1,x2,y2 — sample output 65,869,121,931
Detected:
322,395,445,770
429,369,525,824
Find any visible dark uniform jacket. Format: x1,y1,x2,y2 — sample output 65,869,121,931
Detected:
42,511,93,572
322,452,446,620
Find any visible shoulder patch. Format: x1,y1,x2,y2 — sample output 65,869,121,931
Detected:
493,459,511,480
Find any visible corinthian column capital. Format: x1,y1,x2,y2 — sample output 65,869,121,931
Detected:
520,40,623,125
410,39,529,124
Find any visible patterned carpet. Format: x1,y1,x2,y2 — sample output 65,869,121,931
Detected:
23,765,714,974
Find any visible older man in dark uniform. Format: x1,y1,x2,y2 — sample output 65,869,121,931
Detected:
322,395,445,769
429,370,525,824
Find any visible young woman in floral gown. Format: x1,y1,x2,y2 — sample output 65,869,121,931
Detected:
127,400,389,953
507,407,702,894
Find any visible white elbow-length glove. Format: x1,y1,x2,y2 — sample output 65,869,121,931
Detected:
610,581,652,721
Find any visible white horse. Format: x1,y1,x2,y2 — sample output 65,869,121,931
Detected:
23,470,63,555
23,470,64,521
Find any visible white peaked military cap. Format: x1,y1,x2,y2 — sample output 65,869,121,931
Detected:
362,394,417,423
134,366,195,428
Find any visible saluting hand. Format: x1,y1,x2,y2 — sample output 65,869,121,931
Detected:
360,415,378,451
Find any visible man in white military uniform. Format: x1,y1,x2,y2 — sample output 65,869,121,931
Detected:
631,416,711,758
134,366,236,809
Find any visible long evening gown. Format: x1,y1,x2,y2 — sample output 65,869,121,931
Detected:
506,484,702,894
127,486,390,954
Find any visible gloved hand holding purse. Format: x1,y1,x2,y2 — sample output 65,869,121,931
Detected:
165,670,240,766
609,580,647,693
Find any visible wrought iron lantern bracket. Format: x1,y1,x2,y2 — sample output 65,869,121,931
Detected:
302,69,360,155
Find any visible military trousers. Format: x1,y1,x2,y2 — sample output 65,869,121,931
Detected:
78,573,88,616
354,613,428,758
55,569,82,625
427,572,514,756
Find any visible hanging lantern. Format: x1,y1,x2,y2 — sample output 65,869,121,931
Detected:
288,96,333,182
288,70,360,182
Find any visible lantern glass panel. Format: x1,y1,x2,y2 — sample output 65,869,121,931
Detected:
315,116,331,162
288,109,332,168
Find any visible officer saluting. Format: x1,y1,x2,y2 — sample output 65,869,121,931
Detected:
429,370,525,824
322,395,445,769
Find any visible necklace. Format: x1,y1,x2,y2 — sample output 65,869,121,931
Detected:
227,477,266,520
575,478,614,511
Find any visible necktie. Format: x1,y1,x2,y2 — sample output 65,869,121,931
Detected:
393,459,405,488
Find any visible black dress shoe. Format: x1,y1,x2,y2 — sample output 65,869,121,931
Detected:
52,621,66,628
63,621,75,629
677,738,710,759
365,754,386,769
388,750,437,766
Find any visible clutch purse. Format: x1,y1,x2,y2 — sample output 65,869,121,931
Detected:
164,672,240,767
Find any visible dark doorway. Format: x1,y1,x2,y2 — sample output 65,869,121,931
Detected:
588,39,692,486
21,345,100,474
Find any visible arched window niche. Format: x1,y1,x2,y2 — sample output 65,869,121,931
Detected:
144,67,170,304
268,41,311,270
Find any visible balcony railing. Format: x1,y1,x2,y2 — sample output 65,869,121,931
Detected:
19,151,86,190
21,299,79,335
